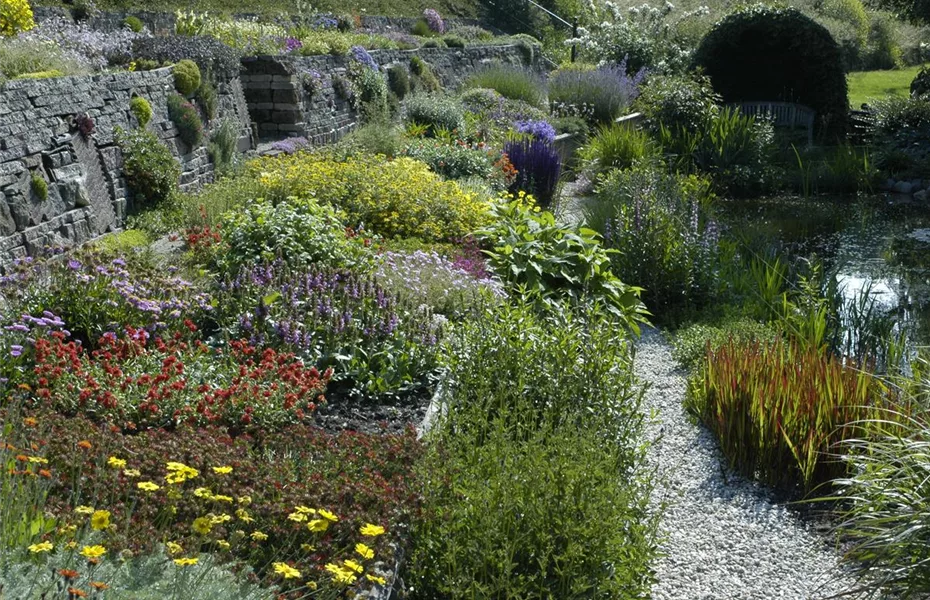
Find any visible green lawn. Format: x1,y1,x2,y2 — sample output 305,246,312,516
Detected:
847,64,926,108
35,0,481,18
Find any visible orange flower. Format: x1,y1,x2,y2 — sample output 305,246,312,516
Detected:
15,454,28,462
67,588,87,598
77,440,92,450
90,582,109,590
39,469,52,478
58,569,79,579
23,417,37,427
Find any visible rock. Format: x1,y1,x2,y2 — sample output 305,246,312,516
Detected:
893,180,914,194
915,189,929,202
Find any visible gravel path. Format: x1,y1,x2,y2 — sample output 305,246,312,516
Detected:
636,328,859,600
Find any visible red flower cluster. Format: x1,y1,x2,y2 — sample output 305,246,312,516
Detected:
32,328,331,432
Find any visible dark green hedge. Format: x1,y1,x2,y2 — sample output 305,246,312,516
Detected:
692,4,848,139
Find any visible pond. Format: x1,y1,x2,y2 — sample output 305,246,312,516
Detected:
718,195,930,347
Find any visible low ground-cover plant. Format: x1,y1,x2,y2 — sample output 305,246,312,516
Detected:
374,250,504,317
31,329,330,432
0,406,420,595
671,316,778,370
687,337,891,492
216,262,443,399
407,301,657,598
478,196,647,329
249,152,490,242
0,251,213,349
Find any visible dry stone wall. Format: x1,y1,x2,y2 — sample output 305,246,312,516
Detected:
0,67,252,265
242,44,535,143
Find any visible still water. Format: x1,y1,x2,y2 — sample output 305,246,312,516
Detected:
718,195,930,346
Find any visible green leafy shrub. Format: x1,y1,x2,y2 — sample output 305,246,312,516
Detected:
442,34,466,48
578,123,659,176
478,197,647,327
116,127,180,208
447,25,492,41
409,55,441,93
686,337,889,492
551,115,590,138
465,64,546,109
11,69,62,79
404,93,464,135
408,301,657,598
129,95,152,128
30,173,46,201
94,228,152,256
123,15,144,32
871,95,930,176
172,59,201,96
167,93,204,147
411,18,435,37
693,4,848,139
672,317,778,370
386,63,410,99
421,38,445,48
402,138,498,182
586,165,721,321
216,197,374,273
249,151,490,243
341,122,404,158
636,72,721,135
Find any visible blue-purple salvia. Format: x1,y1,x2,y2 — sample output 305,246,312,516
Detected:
515,119,557,144
504,138,563,208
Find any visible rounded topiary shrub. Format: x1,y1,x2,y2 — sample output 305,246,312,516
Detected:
173,59,202,96
692,5,848,139
123,15,144,32
387,64,410,99
130,95,152,128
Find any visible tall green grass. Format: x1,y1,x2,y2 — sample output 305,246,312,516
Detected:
464,64,547,109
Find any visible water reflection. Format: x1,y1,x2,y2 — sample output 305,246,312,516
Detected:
718,195,930,347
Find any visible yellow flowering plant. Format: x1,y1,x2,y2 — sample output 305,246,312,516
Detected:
0,0,35,37
248,151,491,243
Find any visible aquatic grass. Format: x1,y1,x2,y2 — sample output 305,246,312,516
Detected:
686,337,891,492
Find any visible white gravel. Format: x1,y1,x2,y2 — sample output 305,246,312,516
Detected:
635,328,859,600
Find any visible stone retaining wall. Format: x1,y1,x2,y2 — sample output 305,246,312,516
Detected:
0,67,252,265
242,44,536,142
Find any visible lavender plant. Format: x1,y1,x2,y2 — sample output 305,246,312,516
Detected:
217,262,443,398
548,61,646,124
374,250,505,317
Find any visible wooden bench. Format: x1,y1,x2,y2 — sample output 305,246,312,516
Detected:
733,102,816,146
